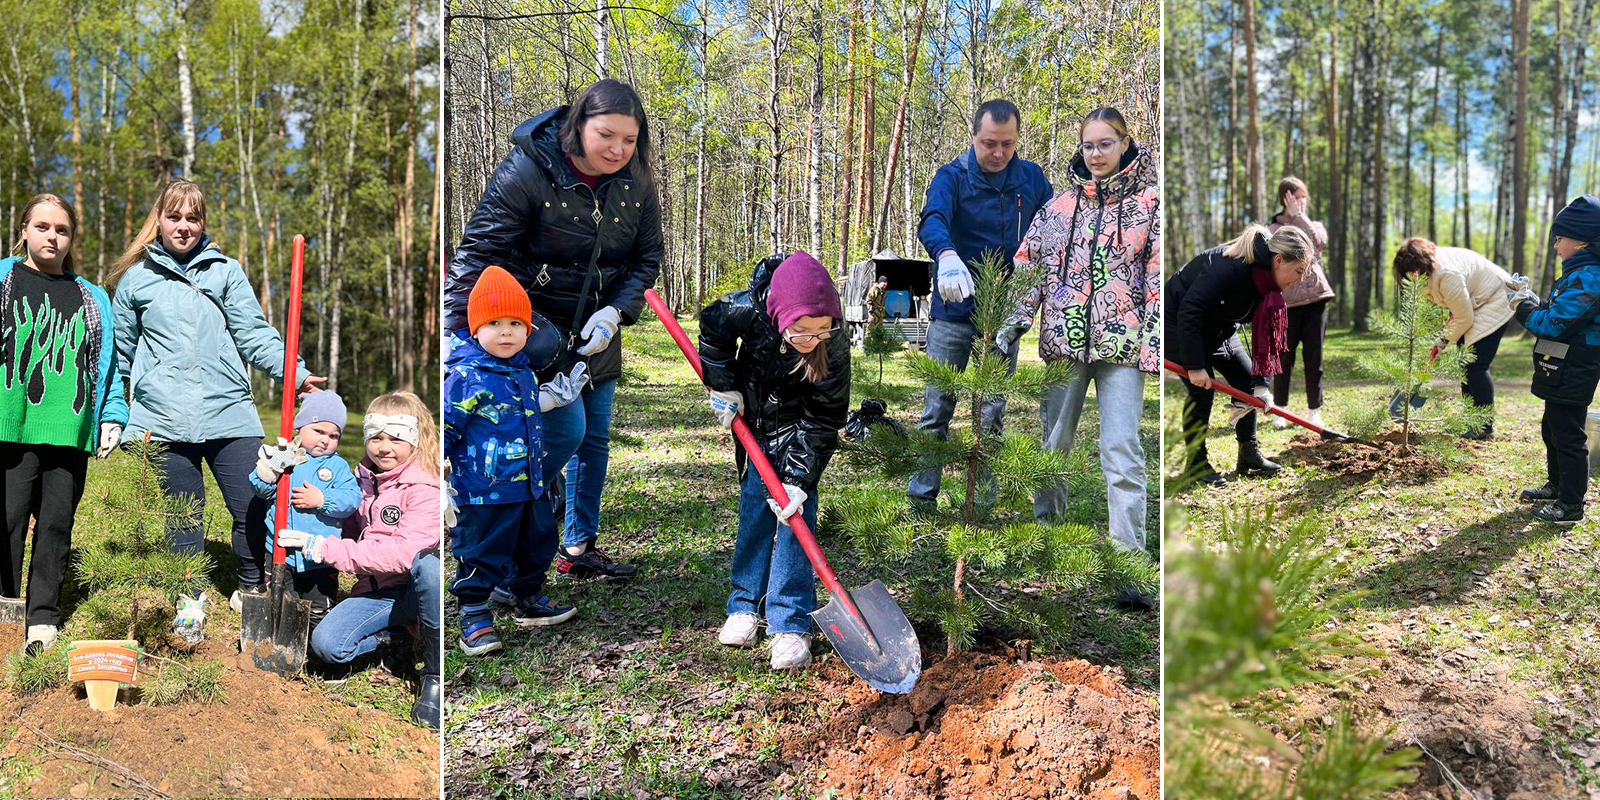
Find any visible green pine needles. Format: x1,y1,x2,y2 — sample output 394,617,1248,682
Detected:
840,251,1153,656
1164,508,1421,797
1346,274,1492,451
75,436,213,643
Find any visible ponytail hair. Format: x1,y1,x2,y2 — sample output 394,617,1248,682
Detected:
366,390,441,479
107,179,207,287
1223,223,1313,267
13,193,79,274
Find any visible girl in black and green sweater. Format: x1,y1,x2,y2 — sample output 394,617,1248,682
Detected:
1,194,128,654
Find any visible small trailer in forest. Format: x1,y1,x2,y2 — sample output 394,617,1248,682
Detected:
841,249,933,349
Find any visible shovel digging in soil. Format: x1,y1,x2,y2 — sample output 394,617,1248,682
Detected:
644,289,922,694
239,235,313,677
1163,359,1379,448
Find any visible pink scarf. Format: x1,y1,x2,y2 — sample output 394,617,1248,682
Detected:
1249,266,1288,376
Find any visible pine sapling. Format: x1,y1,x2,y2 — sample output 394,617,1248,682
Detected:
1349,274,1490,453
840,252,1152,656
75,435,213,643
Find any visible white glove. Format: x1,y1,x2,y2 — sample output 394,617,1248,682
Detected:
766,484,807,522
1226,389,1275,426
538,362,589,412
708,389,743,427
576,306,622,357
1508,287,1540,307
95,424,121,459
936,252,974,304
443,460,459,530
261,437,308,472
275,529,327,563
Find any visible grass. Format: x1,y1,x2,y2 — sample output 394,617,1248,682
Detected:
445,319,1160,798
1168,327,1600,786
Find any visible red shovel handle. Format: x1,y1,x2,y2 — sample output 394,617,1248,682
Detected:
643,289,878,643
271,236,307,567
1163,358,1324,433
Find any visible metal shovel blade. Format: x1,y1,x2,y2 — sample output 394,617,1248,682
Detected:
1387,388,1427,421
811,580,922,694
239,590,312,677
0,597,23,625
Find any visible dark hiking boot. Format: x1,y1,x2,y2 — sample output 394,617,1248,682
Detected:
1236,442,1282,477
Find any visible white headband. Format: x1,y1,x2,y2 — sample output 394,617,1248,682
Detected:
363,413,419,446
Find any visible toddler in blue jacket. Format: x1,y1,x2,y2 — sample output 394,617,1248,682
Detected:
445,266,587,656
249,390,361,621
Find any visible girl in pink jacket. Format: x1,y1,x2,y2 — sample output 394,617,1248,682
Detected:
278,390,442,730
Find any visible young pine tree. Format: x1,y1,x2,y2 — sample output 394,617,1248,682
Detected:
861,315,902,394
1346,274,1491,452
838,252,1154,656
75,435,213,643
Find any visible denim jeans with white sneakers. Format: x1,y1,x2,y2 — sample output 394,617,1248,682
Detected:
727,467,820,635
1033,361,1147,553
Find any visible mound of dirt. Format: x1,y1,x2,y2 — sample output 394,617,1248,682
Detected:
2,638,438,798
1293,623,1578,799
1279,429,1463,482
780,650,1159,800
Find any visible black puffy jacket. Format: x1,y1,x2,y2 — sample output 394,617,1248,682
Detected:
1164,233,1272,378
698,256,852,491
444,106,664,383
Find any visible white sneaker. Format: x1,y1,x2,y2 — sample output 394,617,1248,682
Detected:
1271,413,1291,430
768,632,813,670
1307,409,1324,428
718,613,761,647
24,624,56,654
229,590,243,614
173,594,208,644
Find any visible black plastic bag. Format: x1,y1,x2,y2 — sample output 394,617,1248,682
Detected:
844,398,906,442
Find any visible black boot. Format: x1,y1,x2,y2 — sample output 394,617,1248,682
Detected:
1237,441,1282,477
1186,459,1226,486
411,623,441,730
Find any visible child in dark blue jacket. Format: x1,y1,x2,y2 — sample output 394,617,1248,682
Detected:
1514,195,1600,524
248,390,361,621
444,266,587,655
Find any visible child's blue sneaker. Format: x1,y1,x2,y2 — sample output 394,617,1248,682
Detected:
510,595,576,627
459,605,502,656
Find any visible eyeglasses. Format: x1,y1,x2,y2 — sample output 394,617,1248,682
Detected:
1079,137,1125,156
785,325,841,344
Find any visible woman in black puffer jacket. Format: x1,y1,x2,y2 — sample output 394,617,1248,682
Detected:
698,251,850,672
1166,224,1313,485
445,79,663,583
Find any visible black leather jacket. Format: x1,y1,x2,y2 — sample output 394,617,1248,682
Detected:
444,106,664,383
1165,234,1272,375
698,256,851,490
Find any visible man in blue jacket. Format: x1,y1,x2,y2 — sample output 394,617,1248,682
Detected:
909,99,1053,508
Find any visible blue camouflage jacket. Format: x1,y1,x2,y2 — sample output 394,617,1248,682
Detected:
443,329,544,504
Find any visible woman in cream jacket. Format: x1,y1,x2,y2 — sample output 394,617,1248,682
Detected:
1392,237,1518,439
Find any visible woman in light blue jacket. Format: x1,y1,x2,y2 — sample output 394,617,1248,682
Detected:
108,180,324,643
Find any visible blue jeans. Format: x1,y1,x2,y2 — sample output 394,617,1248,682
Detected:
1034,361,1147,553
727,467,819,634
908,318,1018,502
311,551,441,664
539,378,616,549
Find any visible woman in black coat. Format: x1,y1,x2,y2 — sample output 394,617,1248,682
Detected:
444,79,663,582
1166,224,1314,484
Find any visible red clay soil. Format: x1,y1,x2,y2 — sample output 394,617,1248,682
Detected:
2,638,438,798
779,650,1160,800
1279,429,1462,482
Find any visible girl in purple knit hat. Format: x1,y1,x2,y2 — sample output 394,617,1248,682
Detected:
696,251,851,670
